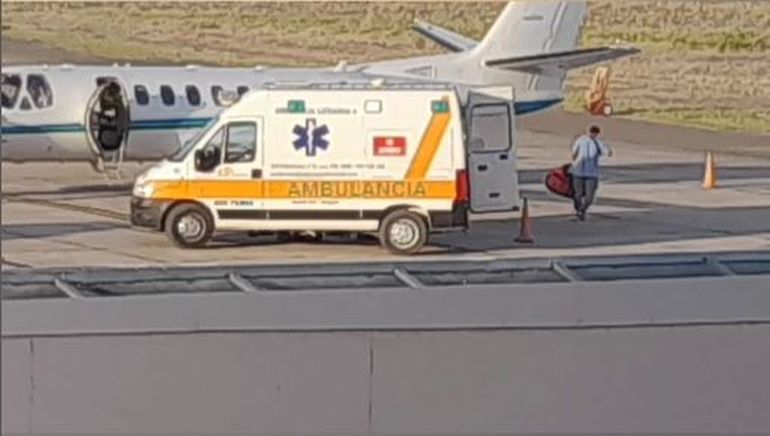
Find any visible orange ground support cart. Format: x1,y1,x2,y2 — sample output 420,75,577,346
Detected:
584,66,613,116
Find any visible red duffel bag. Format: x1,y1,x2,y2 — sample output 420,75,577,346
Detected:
545,164,574,198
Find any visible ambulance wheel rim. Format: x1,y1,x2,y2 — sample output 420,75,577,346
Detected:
389,218,419,249
177,213,205,240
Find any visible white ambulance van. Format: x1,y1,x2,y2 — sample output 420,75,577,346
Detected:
130,82,520,254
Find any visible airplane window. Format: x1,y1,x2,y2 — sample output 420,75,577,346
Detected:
237,85,249,97
1,74,22,109
211,85,224,106
186,85,201,106
134,85,149,106
225,122,257,163
160,85,175,106
26,74,53,109
19,96,32,111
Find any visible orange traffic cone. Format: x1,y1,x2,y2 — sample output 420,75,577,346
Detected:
514,198,534,243
702,151,717,189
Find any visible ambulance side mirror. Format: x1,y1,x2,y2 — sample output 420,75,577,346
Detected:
194,147,221,172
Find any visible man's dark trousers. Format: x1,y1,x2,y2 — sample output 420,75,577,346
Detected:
572,176,599,215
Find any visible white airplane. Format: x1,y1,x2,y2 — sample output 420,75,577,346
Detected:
1,1,638,172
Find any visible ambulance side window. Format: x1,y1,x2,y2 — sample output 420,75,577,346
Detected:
225,122,257,163
195,127,224,172
204,127,225,151
469,104,511,152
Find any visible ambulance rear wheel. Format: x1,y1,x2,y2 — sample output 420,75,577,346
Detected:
379,210,427,255
165,203,213,248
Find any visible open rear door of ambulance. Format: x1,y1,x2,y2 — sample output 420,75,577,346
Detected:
465,88,521,213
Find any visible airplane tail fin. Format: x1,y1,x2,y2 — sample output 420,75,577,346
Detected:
411,19,477,53
472,1,588,60
362,1,639,112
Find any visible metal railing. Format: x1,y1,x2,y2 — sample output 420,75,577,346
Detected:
3,252,769,301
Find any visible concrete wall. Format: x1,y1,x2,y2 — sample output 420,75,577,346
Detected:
4,325,770,434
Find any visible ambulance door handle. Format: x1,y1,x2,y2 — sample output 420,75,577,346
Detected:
252,169,262,179
499,154,508,160
478,165,488,172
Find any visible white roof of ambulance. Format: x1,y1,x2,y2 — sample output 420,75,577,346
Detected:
223,82,458,118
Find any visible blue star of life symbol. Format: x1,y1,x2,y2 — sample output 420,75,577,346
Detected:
292,118,329,157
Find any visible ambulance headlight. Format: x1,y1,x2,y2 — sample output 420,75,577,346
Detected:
133,182,155,198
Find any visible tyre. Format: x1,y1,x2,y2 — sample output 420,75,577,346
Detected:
164,203,213,248
379,210,428,255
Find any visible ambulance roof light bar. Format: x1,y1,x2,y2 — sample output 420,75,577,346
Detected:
280,81,455,91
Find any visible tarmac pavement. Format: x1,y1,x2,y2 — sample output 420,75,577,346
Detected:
3,36,769,270
3,126,769,270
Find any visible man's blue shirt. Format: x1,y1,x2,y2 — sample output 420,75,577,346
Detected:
570,135,610,178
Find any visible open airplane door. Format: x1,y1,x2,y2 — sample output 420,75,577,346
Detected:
465,88,520,213
85,79,130,172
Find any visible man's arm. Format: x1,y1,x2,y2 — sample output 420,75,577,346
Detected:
571,137,582,160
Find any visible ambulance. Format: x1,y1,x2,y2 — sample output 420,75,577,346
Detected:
130,82,520,254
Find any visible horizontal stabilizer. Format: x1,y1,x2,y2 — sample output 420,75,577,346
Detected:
485,46,641,75
411,19,478,53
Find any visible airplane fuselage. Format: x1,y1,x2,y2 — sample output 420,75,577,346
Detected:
0,63,562,165
2,1,638,170
1,66,393,163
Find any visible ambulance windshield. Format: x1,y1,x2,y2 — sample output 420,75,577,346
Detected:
167,116,220,162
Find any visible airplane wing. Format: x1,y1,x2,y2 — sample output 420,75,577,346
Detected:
485,46,641,75
411,19,478,53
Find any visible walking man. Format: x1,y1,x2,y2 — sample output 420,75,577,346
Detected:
570,125,612,221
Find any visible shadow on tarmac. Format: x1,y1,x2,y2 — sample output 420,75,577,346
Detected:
1,221,129,241
431,191,770,251
3,183,133,197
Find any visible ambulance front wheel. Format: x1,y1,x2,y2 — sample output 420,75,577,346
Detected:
379,210,428,255
165,203,213,248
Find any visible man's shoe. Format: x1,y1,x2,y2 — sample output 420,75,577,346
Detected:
578,211,586,221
